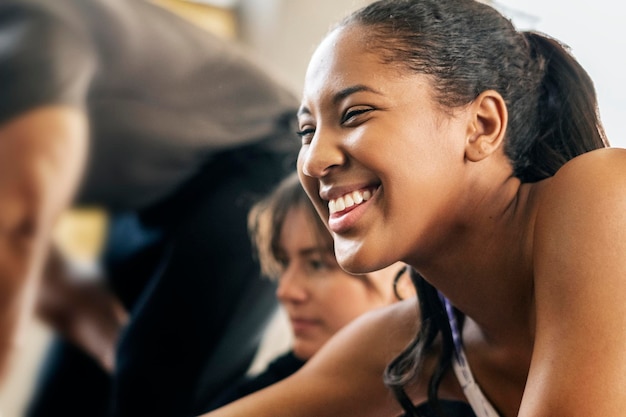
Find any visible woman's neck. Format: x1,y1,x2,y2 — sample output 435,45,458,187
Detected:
411,177,544,346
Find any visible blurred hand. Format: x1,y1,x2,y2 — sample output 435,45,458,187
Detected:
37,247,128,372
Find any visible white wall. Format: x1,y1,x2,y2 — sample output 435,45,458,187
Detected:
237,0,370,93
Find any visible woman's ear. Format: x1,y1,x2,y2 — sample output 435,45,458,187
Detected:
464,90,508,162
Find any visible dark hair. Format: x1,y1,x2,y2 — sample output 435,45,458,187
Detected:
337,0,609,414
248,171,330,279
340,0,608,183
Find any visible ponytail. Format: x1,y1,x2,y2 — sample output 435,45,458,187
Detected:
515,32,608,182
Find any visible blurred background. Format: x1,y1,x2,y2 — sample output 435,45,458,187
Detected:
0,0,623,415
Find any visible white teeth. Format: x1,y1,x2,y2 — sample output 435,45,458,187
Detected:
328,188,374,214
344,194,355,208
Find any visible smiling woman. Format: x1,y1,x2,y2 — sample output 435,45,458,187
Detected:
203,1,626,417
296,1,622,415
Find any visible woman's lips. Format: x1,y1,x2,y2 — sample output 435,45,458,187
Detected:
290,318,320,334
327,186,379,233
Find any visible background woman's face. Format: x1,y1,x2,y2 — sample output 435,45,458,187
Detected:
275,205,395,360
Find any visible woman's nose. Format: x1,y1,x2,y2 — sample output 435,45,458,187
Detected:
276,266,308,303
298,129,345,178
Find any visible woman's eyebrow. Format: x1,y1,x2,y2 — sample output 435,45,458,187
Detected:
299,247,332,257
332,84,382,104
297,84,383,117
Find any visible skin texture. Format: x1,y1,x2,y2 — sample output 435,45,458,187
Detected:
204,20,626,417
275,203,407,360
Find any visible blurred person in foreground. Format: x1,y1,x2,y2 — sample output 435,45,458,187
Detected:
0,0,299,415
208,172,414,409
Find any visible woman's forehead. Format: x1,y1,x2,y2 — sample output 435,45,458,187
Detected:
305,27,371,86
302,26,399,107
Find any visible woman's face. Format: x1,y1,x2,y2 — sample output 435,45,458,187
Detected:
297,24,472,274
276,205,399,360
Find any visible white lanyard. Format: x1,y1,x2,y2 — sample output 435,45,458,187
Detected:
451,347,501,417
441,294,501,417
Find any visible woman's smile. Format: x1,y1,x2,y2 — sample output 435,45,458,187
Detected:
328,186,376,214
328,186,380,234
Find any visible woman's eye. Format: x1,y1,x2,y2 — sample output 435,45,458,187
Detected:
308,259,326,270
341,107,373,124
306,258,333,273
296,127,315,144
276,256,289,269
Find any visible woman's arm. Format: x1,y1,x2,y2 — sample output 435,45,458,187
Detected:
203,298,421,417
523,147,626,416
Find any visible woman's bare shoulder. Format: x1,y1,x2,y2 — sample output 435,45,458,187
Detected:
533,147,626,244
525,147,626,414
548,147,626,191
309,297,420,370
357,297,420,344
203,299,421,417
533,146,626,295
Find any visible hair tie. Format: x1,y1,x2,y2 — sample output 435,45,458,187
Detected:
393,265,409,300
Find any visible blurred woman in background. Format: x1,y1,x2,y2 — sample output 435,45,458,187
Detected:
208,172,413,409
